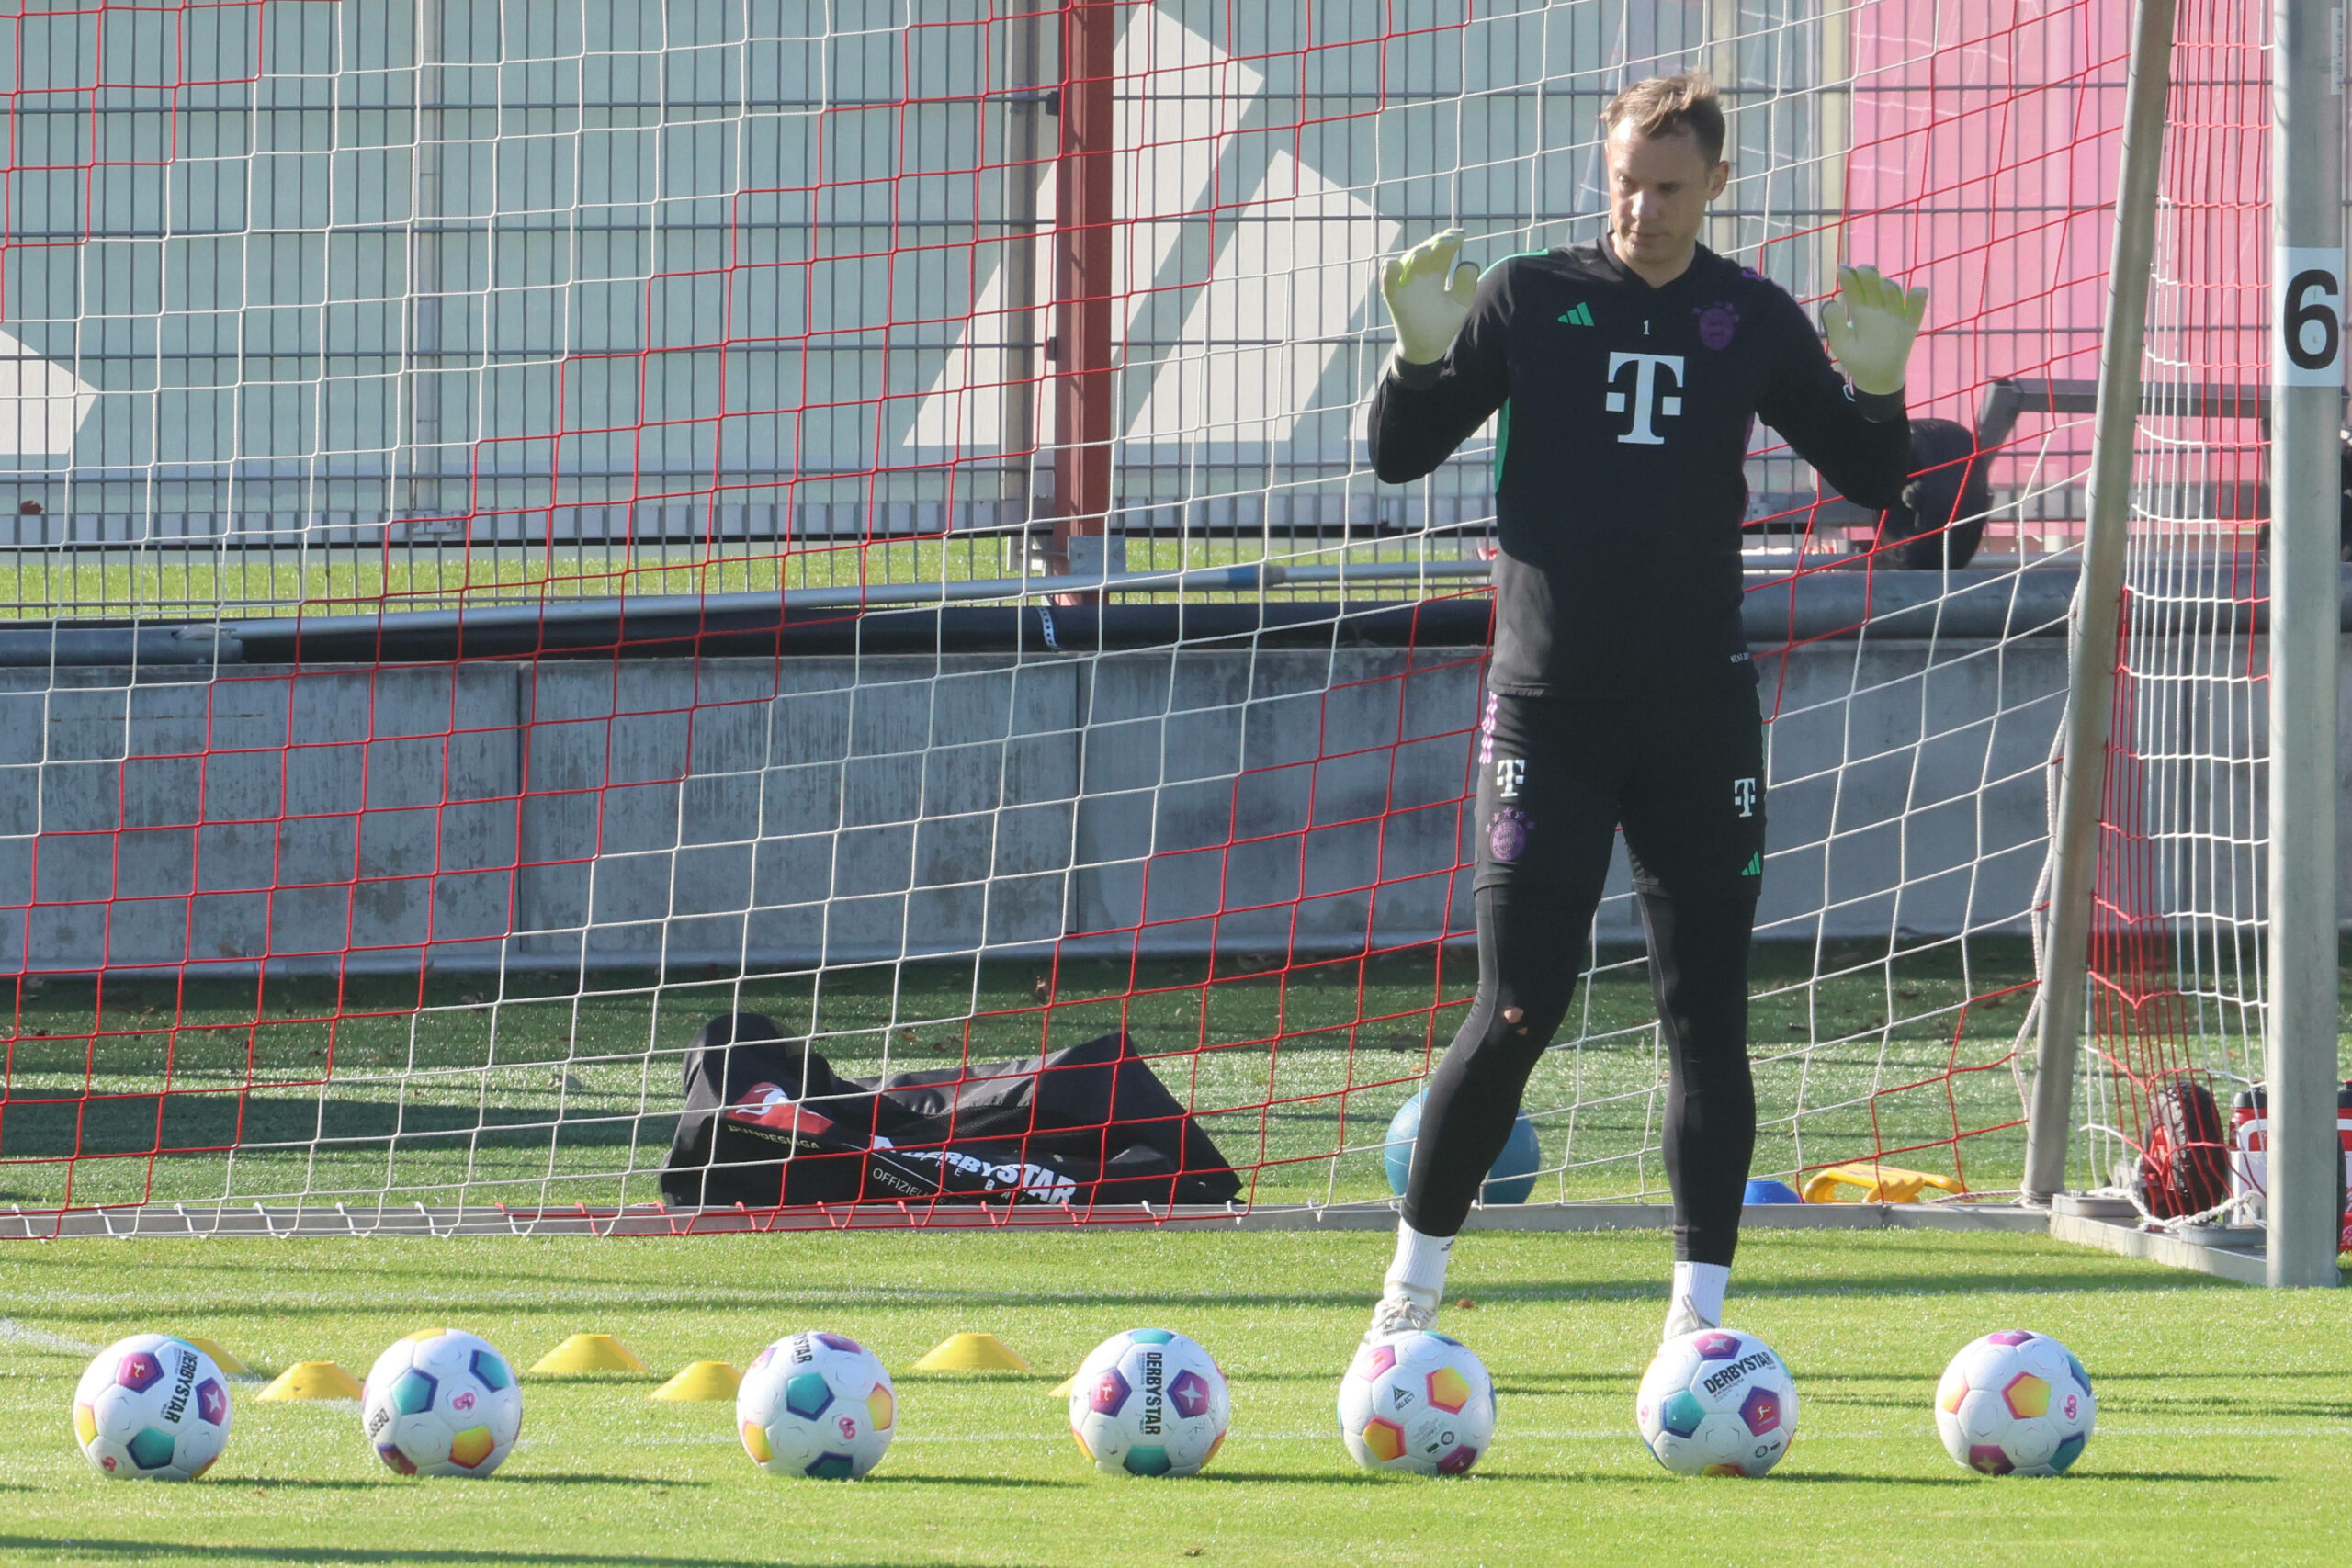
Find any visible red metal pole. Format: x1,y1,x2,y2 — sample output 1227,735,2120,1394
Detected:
1051,0,1117,581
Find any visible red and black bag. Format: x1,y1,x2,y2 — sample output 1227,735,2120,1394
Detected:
661,1012,1240,1211
2137,1079,2230,1219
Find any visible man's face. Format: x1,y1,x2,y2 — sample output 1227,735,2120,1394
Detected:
1606,123,1729,268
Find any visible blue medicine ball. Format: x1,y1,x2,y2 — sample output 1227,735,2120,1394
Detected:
1382,1089,1542,1205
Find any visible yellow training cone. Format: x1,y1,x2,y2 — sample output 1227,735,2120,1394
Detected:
185,1337,253,1377
650,1361,742,1402
257,1361,364,1401
912,1332,1032,1372
1049,1374,1075,1399
529,1333,651,1376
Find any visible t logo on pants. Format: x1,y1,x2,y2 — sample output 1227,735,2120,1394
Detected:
1732,777,1758,818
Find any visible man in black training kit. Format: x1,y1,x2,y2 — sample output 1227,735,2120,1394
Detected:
1363,73,1927,1344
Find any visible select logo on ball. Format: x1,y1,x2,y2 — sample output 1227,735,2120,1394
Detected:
1339,1331,1496,1477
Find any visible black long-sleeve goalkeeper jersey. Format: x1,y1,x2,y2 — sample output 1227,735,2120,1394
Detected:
1370,240,1911,695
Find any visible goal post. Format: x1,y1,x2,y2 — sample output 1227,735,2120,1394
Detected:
2260,0,2345,1289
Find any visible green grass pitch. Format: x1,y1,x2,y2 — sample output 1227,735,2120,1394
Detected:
0,1229,2339,1566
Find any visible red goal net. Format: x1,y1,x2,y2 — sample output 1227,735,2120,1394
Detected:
0,0,2267,1235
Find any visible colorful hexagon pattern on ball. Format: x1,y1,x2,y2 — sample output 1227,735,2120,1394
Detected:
360,1329,523,1479
1069,1328,1231,1478
737,1330,897,1481
1338,1330,1497,1477
1932,1331,2095,1479
1635,1327,1799,1478
72,1335,233,1482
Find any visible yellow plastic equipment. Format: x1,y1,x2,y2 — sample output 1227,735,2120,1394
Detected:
529,1333,651,1376
650,1361,741,1402
185,1337,253,1377
257,1361,364,1401
1802,1163,1967,1205
911,1332,1032,1372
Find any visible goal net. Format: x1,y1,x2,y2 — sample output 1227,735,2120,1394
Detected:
2074,6,2281,1224
0,0,2267,1235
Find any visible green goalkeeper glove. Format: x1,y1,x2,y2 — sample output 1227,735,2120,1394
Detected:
1821,264,1929,397
1381,229,1480,367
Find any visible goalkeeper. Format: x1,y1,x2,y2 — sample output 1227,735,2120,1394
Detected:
1364,73,1926,1343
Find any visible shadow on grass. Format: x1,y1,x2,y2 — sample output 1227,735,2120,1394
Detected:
1760,1472,2017,1486
488,1473,716,1487
2080,1472,2279,1483
861,1473,1082,1488
1193,1470,1395,1485
0,1545,1005,1568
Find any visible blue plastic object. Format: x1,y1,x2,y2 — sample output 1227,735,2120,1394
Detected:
1743,1178,1803,1205
1383,1090,1542,1205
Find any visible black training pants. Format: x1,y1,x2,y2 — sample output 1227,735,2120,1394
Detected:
1400,678,1766,1267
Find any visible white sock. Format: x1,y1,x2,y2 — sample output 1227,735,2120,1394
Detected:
1384,1221,1454,1310
1670,1261,1730,1326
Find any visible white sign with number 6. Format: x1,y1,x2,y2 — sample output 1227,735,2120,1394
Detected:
2278,247,2345,386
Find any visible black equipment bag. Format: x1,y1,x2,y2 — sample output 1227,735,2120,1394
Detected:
660,1012,1241,1210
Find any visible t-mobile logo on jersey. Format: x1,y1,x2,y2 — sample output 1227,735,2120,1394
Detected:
1603,352,1685,445
1495,757,1526,800
1732,777,1758,818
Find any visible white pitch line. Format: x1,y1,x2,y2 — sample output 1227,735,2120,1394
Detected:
0,1317,98,1355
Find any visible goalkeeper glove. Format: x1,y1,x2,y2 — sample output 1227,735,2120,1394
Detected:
1381,229,1480,367
1821,264,1928,397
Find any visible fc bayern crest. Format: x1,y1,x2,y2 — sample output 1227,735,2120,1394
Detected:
1487,808,1531,863
1696,302,1740,350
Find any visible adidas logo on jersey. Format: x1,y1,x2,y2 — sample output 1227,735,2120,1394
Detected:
1555,301,1595,327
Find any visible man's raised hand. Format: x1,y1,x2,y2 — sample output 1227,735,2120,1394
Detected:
1382,229,1480,367
1821,264,1928,397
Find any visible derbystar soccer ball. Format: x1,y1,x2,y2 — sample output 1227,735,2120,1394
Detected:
1068,1328,1230,1477
72,1334,232,1481
1339,1330,1497,1476
1636,1327,1799,1477
361,1329,523,1477
737,1331,897,1480
1934,1330,2095,1476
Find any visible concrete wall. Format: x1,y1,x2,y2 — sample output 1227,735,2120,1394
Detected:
0,636,2337,977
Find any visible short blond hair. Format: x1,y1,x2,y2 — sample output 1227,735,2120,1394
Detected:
1600,72,1726,166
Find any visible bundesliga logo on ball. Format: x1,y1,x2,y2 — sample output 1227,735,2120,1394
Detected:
1068,1328,1230,1477
1636,1328,1800,1476
72,1334,232,1482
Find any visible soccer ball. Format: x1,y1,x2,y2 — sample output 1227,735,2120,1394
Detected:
1338,1330,1497,1476
1635,1327,1799,1477
1068,1328,1230,1477
72,1334,232,1481
361,1329,523,1478
737,1331,897,1480
1934,1330,2095,1476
